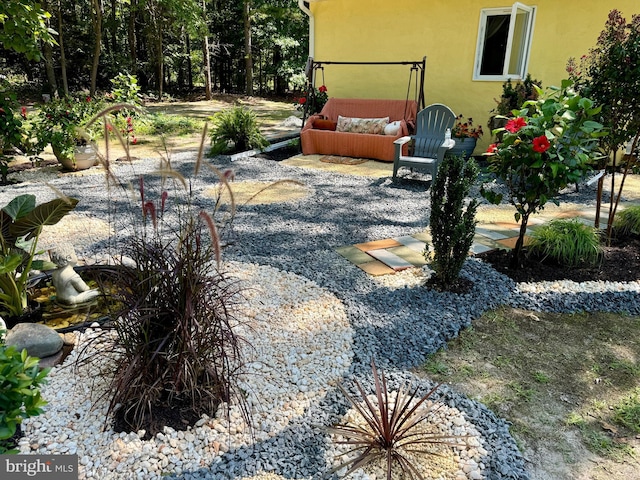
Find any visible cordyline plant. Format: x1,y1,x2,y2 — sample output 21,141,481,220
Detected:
481,79,606,268
328,360,469,479
567,9,640,242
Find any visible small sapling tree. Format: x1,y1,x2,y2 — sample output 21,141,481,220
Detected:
426,154,479,289
481,80,606,268
568,10,640,242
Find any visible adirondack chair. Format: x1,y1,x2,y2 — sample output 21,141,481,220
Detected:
392,104,456,182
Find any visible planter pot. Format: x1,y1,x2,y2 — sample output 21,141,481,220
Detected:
53,145,98,171
448,137,478,160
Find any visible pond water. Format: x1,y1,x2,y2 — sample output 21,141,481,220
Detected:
30,268,121,332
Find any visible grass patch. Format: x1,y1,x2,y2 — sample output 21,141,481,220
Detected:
418,307,640,474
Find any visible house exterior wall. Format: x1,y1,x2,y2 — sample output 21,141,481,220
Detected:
306,0,638,152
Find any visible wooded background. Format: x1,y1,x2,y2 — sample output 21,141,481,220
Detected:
0,0,309,99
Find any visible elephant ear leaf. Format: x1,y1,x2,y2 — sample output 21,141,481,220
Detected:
10,198,79,241
2,194,36,221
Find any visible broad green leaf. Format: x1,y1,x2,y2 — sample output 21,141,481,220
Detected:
0,253,22,274
10,197,78,240
2,194,35,221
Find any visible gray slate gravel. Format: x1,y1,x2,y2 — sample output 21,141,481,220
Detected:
5,152,639,480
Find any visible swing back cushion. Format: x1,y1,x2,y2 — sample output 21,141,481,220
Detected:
301,98,417,162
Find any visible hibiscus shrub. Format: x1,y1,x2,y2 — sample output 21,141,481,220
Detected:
482,79,606,268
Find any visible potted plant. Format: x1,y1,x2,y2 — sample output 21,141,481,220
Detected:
0,194,79,325
32,95,102,171
448,114,483,160
488,75,542,133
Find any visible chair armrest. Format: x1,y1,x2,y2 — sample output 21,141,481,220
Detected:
441,138,455,149
394,136,412,146
437,139,455,161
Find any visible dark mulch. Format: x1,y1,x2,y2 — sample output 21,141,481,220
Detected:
476,235,640,283
256,144,301,162
112,398,211,440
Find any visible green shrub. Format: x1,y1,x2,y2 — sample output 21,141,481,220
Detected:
209,105,268,155
527,219,602,267
136,113,204,137
613,205,640,237
426,155,479,289
0,337,49,454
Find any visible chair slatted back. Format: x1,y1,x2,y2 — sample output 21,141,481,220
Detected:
413,104,456,158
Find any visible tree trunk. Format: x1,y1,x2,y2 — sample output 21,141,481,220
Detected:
274,45,286,96
42,0,58,97
110,0,117,53
90,0,103,97
185,33,193,90
128,0,137,76
202,36,212,100
243,0,253,96
57,0,68,96
510,213,531,269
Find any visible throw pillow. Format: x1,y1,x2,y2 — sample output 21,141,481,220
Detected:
336,116,389,135
384,120,402,136
313,118,338,131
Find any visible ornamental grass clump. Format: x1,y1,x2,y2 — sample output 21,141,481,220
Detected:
329,360,469,480
613,205,640,237
87,116,250,437
527,219,602,268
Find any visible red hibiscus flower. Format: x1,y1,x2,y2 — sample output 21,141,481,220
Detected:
486,143,498,154
318,85,327,93
505,117,527,133
298,97,307,104
532,135,551,153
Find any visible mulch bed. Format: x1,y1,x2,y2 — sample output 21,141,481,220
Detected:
476,235,640,283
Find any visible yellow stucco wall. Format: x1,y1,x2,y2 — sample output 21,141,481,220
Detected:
306,0,638,152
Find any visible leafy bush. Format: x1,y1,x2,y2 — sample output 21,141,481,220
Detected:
0,337,49,454
426,155,479,289
329,360,467,479
527,219,602,267
0,80,25,183
613,205,640,237
0,194,79,319
96,137,249,436
136,113,204,137
209,105,268,155
481,80,606,268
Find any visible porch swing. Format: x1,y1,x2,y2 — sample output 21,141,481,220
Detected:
301,56,427,128
299,57,427,162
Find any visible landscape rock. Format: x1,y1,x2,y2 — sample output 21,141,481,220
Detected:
5,323,64,358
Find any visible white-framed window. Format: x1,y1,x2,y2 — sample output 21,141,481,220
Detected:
473,2,536,81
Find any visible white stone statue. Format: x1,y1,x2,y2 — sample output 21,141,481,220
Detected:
49,244,100,305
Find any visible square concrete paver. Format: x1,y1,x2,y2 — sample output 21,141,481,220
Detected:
355,238,402,252
367,249,415,271
336,245,375,265
395,235,427,253
357,261,395,276
475,227,512,241
387,246,428,267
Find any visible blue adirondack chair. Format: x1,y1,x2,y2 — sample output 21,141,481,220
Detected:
392,104,456,182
